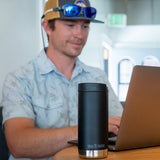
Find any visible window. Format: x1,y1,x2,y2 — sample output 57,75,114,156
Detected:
118,58,135,102
104,48,109,77
142,56,159,67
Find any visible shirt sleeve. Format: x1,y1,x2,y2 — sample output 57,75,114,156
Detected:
2,73,35,124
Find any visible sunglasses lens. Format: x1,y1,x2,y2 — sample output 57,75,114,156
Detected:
85,7,96,18
63,5,97,19
64,4,81,17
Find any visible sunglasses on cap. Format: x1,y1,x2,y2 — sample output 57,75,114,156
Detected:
43,4,97,19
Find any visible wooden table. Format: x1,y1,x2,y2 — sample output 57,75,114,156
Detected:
52,146,160,160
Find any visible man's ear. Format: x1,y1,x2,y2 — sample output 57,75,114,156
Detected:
41,20,51,36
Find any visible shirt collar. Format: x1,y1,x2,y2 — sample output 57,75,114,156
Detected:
36,49,57,75
72,58,90,78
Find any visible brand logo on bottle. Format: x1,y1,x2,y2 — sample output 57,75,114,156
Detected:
87,144,105,149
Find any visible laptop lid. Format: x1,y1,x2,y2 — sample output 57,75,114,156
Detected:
112,65,160,151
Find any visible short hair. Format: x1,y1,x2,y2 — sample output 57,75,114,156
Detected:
46,19,56,41
48,19,56,31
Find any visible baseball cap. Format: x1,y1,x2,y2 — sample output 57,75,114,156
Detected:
42,0,104,23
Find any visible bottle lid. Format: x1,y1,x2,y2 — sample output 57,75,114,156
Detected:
78,83,107,92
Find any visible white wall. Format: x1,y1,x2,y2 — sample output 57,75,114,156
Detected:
0,0,43,104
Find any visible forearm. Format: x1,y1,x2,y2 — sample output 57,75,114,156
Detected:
5,122,77,158
18,127,77,158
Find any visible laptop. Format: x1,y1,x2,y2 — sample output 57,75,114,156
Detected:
69,65,160,151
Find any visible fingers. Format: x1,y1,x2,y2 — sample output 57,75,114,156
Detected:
108,123,119,137
109,116,121,127
108,116,121,137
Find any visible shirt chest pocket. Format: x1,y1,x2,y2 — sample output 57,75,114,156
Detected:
32,95,68,128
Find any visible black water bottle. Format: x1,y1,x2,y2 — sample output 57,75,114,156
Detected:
78,83,108,158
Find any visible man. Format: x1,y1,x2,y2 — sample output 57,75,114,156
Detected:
2,0,123,159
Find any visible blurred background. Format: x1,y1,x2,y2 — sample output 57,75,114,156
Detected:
0,0,160,104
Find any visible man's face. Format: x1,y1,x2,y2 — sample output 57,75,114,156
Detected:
48,19,90,58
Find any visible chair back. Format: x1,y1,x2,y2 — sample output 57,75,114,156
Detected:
0,106,9,160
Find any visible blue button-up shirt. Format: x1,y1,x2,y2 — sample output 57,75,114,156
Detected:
2,49,123,160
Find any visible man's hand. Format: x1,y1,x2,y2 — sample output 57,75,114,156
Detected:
108,117,121,137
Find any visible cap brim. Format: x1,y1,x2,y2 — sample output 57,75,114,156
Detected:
91,19,104,23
